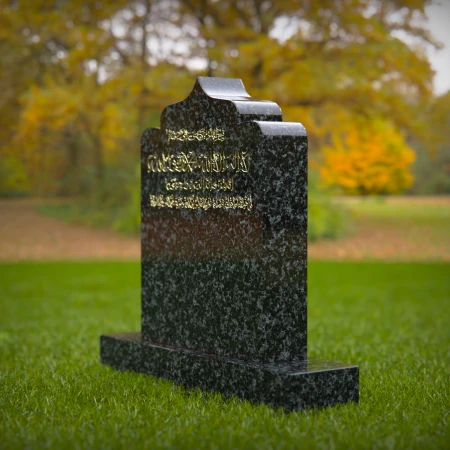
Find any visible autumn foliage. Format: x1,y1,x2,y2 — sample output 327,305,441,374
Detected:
320,120,416,195
0,0,446,200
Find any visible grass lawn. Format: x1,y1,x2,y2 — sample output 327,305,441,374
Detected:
344,197,450,233
0,262,449,449
346,197,450,222
305,197,450,261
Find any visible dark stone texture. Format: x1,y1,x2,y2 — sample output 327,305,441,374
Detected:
141,78,307,362
100,77,359,410
101,333,359,411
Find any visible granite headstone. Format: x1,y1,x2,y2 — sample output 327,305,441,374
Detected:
100,77,359,410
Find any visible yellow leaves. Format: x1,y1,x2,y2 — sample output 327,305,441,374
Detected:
0,153,29,193
320,118,416,195
0,0,437,198
283,106,317,136
99,103,129,158
19,83,79,138
10,72,140,194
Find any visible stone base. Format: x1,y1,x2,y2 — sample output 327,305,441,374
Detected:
100,332,359,411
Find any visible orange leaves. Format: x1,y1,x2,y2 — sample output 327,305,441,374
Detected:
320,119,415,195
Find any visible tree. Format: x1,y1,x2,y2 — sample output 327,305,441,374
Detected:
12,77,136,193
320,118,415,195
410,91,450,194
0,0,442,198
180,0,437,132
179,0,438,193
0,0,193,195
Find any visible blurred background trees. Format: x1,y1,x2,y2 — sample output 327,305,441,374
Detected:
0,0,448,233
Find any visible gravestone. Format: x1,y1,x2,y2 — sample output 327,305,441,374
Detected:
100,77,359,410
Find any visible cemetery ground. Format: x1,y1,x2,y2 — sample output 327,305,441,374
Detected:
0,197,449,449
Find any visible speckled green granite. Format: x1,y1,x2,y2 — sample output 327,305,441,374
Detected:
100,77,359,410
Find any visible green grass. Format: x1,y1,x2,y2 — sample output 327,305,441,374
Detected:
0,262,449,449
343,199,450,223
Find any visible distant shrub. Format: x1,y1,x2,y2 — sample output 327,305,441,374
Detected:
82,159,141,235
38,159,140,234
409,144,450,195
421,172,450,195
308,171,349,242
112,164,140,235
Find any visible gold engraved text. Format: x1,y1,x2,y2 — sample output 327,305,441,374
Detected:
165,176,234,192
147,151,250,174
150,194,252,212
166,128,225,142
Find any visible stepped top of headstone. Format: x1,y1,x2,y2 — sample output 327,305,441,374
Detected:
160,76,284,131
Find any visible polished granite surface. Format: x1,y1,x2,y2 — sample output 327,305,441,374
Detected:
101,77,359,410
